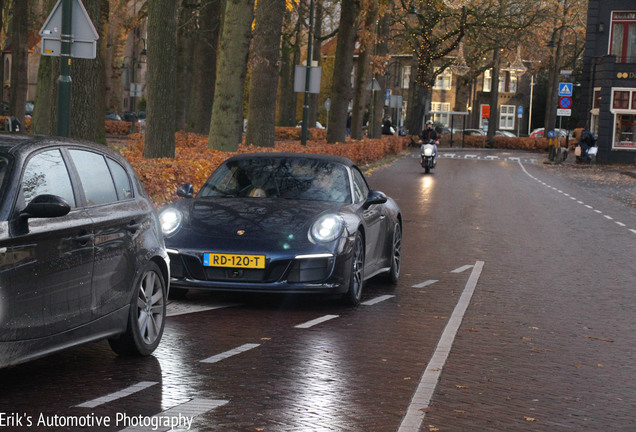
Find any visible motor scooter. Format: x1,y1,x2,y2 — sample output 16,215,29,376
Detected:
420,139,438,173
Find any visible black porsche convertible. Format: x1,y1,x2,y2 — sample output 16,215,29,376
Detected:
159,152,402,305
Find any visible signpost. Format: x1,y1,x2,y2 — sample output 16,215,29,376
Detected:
39,0,99,137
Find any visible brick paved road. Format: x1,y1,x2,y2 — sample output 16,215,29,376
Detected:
1,149,634,432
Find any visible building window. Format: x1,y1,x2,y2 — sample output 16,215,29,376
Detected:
483,69,492,92
509,74,518,93
498,72,506,93
431,102,450,126
613,90,630,109
610,87,636,150
610,11,636,64
401,66,411,89
593,88,601,109
499,105,515,130
433,68,452,90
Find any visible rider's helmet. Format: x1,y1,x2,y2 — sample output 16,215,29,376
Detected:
426,120,434,127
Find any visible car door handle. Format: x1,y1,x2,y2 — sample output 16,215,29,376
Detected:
127,221,142,233
75,232,94,245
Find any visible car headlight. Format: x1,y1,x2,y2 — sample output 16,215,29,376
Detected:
159,208,183,236
310,214,345,243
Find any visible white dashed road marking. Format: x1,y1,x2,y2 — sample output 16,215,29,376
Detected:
451,265,474,273
76,381,158,408
412,280,438,288
361,295,395,305
117,398,229,432
295,314,339,329
517,160,636,235
200,343,261,364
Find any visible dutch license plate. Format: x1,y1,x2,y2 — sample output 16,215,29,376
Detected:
204,253,266,269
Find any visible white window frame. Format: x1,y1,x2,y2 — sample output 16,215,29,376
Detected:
433,68,452,90
499,105,515,130
401,66,411,89
431,102,451,126
610,86,636,150
483,69,492,92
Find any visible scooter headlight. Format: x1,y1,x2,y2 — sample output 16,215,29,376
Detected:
423,147,434,157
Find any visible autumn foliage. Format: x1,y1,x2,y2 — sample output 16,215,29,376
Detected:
117,131,408,207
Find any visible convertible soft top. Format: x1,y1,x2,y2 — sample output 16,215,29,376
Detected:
224,152,357,168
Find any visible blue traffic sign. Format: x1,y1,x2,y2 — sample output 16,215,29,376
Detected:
517,106,523,116
558,83,573,97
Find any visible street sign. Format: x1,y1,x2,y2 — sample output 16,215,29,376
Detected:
557,109,572,117
558,82,573,97
39,0,99,59
517,105,523,118
558,96,572,109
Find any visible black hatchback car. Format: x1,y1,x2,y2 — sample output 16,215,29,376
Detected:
0,135,169,368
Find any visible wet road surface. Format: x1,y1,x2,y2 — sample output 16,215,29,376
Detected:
1,149,635,431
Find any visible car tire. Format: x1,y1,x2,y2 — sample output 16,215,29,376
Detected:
108,261,166,356
386,222,402,284
342,231,365,306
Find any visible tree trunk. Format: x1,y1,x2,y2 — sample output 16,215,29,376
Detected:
186,0,223,134
277,11,300,127
175,6,194,132
144,0,178,158
326,0,360,143
372,13,389,139
351,0,378,140
487,47,500,148
32,0,58,135
10,0,29,127
68,0,107,143
245,0,285,147
307,1,322,128
208,0,255,151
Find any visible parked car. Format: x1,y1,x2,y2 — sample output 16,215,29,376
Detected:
106,112,123,121
159,152,402,306
296,120,325,129
459,129,517,137
529,128,571,139
496,130,517,137
0,135,170,368
461,129,486,136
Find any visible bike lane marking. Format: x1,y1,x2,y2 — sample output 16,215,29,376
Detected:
398,261,484,432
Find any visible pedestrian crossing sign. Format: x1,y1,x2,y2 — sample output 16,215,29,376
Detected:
558,83,573,97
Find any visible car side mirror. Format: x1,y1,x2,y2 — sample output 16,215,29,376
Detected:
177,183,194,199
20,194,71,219
364,190,387,209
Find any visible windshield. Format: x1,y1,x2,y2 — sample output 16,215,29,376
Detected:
198,158,352,203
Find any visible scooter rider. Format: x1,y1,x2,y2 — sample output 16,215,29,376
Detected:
420,120,438,164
